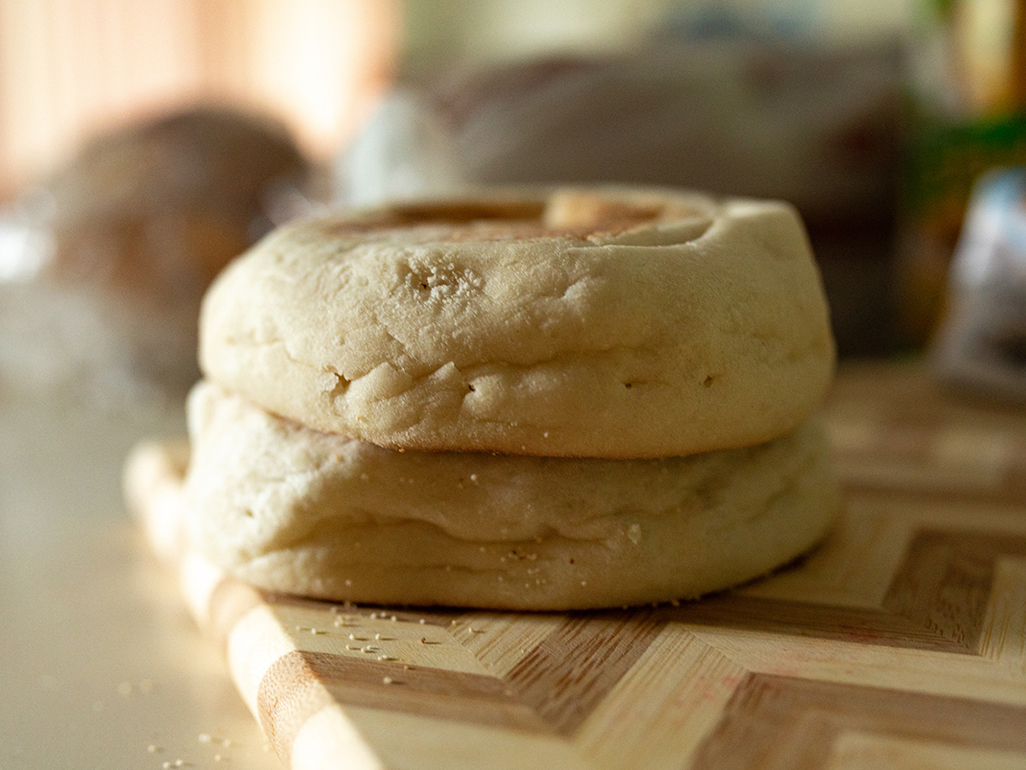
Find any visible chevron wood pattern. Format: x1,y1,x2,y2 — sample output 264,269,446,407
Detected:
691,674,1026,770
124,362,1026,769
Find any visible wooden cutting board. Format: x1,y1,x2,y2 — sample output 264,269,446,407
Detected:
124,362,1026,770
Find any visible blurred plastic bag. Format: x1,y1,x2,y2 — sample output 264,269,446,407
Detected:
932,169,1026,401
341,90,469,207
339,41,900,225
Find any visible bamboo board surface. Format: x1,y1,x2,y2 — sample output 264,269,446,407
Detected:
125,362,1026,770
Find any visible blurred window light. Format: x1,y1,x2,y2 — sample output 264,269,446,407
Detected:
0,223,53,282
0,0,399,197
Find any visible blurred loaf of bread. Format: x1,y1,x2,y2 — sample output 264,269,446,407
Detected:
0,107,309,403
40,107,308,305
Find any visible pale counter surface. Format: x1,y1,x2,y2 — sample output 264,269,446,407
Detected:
0,394,283,770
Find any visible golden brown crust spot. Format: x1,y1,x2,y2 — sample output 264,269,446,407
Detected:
317,191,706,244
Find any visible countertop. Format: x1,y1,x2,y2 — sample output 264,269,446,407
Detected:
0,394,282,769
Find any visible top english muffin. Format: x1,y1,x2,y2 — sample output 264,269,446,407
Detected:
199,186,835,458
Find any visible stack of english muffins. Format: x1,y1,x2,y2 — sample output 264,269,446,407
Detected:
184,186,841,610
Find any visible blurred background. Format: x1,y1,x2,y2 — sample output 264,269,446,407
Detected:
1,0,1024,405
0,0,906,192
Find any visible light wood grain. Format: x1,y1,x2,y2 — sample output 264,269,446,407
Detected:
124,361,1026,770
